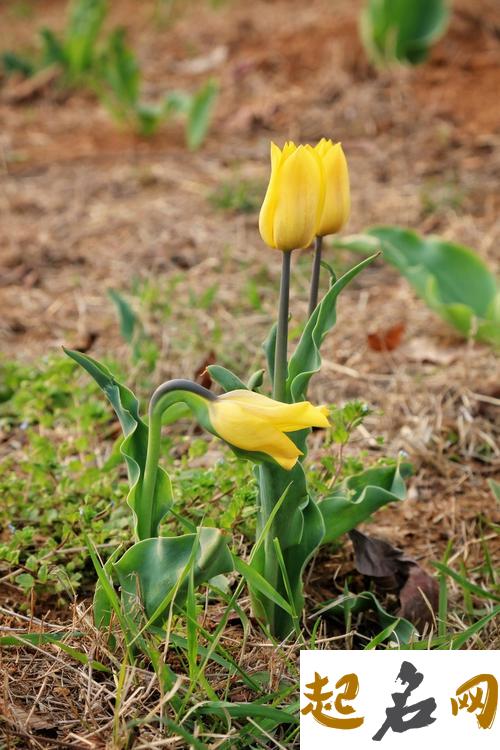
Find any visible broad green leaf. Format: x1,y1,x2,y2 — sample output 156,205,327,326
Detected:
114,528,232,620
335,227,500,345
207,364,247,392
360,0,449,66
186,79,218,150
64,349,173,539
316,590,416,644
286,254,378,403
319,462,412,544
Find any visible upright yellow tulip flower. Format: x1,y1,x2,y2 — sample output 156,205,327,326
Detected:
208,389,330,470
259,142,325,251
314,139,350,237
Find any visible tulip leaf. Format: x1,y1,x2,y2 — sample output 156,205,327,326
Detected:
207,364,247,393
317,590,415,644
320,259,337,283
247,368,265,391
286,253,378,403
251,461,325,638
262,322,277,385
334,227,500,346
64,349,173,539
114,528,233,621
319,462,412,544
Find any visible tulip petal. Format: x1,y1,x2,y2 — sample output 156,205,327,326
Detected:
208,390,329,469
208,399,303,469
217,390,330,431
272,146,324,251
259,142,286,248
316,142,350,237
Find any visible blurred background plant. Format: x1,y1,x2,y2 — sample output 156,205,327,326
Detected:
1,0,218,145
334,228,500,347
360,0,450,66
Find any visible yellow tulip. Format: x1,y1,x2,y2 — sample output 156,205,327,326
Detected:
208,389,330,470
314,139,350,236
259,141,325,251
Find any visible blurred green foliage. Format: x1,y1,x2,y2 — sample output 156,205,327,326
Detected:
335,227,500,347
360,0,449,66
208,178,265,214
0,0,217,146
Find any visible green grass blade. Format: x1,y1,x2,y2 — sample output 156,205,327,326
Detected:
432,561,500,603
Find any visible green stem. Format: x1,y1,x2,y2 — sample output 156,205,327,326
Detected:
141,409,163,540
307,235,323,318
273,251,292,402
141,379,215,540
259,464,278,634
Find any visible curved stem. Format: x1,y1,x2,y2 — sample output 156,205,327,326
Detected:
140,379,215,540
273,251,292,402
307,235,323,318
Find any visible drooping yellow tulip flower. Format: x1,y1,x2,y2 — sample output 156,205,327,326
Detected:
259,141,325,251
208,389,330,470
314,139,350,237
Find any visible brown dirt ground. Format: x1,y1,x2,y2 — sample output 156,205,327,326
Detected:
0,0,499,746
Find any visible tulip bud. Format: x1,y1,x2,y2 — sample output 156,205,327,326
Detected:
314,139,350,237
259,142,325,251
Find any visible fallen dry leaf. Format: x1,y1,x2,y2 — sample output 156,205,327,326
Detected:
398,564,439,632
349,529,411,582
349,529,439,632
367,322,406,352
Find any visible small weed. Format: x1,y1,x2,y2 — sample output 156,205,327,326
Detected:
208,178,264,213
420,177,466,216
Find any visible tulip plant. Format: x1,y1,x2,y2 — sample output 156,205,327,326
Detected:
66,138,409,639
